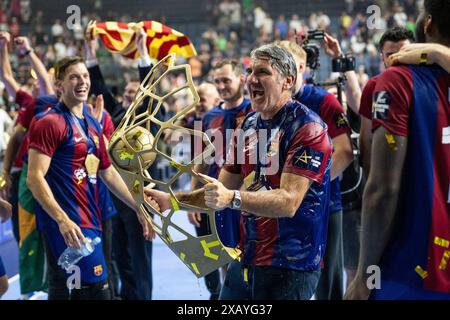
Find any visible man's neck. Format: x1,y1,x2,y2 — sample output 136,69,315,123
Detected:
66,101,84,118
260,95,291,120
222,95,244,110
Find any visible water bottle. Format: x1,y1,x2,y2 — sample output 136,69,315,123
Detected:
57,237,101,271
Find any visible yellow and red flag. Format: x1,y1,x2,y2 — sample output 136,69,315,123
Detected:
90,21,197,60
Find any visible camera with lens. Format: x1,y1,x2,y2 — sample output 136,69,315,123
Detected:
332,54,356,73
301,29,324,70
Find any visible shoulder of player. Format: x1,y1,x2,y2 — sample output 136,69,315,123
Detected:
203,105,222,119
30,111,66,134
377,65,414,86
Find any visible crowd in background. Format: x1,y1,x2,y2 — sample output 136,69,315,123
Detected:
0,0,423,148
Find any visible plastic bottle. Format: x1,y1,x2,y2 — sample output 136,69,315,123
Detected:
57,237,101,270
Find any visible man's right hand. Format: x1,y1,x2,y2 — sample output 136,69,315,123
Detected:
84,20,98,61
58,217,86,249
0,31,11,49
188,212,202,228
14,36,32,56
143,187,172,212
136,27,148,57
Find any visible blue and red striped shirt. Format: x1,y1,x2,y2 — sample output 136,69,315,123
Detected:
372,64,450,296
224,100,332,271
29,102,111,231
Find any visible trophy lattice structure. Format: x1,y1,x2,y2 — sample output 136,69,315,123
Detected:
108,53,240,277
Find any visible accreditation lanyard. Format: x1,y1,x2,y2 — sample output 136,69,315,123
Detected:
70,113,96,154
70,112,100,184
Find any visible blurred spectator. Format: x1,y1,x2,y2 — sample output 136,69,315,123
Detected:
393,5,407,27
10,0,20,19
30,10,44,29
8,17,20,38
289,14,302,33
317,11,331,30
20,0,31,25
274,15,288,40
51,19,64,39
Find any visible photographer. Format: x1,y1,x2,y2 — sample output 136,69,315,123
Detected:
322,33,362,115
278,39,353,300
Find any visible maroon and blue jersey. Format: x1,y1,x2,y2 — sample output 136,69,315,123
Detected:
224,100,332,271
372,64,450,298
18,94,59,166
28,102,111,232
359,76,379,120
202,98,252,248
295,85,350,214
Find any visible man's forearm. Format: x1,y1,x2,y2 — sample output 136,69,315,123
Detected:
27,51,54,95
359,117,372,177
330,148,353,180
434,46,450,74
191,163,211,190
0,46,19,99
344,71,362,114
356,181,399,279
27,174,70,224
356,130,406,279
176,188,207,209
240,188,305,218
100,167,138,211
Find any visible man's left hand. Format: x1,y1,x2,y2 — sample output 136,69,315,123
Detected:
199,173,234,210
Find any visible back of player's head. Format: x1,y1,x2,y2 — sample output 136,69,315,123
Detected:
55,56,85,80
424,0,450,40
378,27,415,51
212,59,242,76
275,40,307,66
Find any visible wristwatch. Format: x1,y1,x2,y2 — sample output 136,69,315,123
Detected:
231,190,242,210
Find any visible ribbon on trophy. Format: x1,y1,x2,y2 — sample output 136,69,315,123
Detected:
108,54,240,277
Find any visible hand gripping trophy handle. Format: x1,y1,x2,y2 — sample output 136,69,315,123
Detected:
108,53,240,277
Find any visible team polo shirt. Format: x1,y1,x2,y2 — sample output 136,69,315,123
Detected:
295,85,351,214
28,102,111,231
371,64,450,298
224,99,332,271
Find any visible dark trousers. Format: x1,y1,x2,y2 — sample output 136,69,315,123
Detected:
102,218,118,299
196,213,221,300
316,211,344,300
250,266,320,300
219,260,250,300
112,198,153,300
220,260,320,300
9,170,21,243
42,231,111,300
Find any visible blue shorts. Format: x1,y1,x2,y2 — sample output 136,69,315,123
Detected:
370,280,450,300
44,227,107,284
0,256,5,277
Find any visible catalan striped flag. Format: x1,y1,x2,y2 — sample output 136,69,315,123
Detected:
91,21,197,60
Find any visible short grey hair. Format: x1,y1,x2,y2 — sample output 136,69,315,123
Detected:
250,43,297,91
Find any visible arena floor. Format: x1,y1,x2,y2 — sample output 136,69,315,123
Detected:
1,211,210,300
